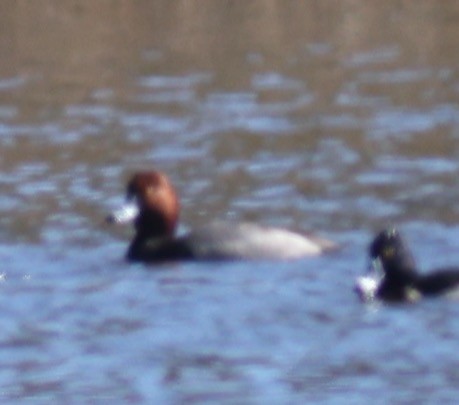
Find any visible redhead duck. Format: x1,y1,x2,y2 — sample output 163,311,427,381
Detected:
355,229,459,302
107,170,337,262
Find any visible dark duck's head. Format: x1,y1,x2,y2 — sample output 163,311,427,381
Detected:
107,170,180,260
369,228,417,281
355,229,420,302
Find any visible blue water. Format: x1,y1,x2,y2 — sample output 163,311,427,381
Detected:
4,241,459,403
2,1,459,403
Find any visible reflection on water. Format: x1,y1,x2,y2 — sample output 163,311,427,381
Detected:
2,0,459,402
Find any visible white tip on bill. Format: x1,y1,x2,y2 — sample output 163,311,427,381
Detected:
354,276,379,302
107,203,139,224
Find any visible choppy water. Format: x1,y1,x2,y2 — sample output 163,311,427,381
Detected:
2,1,459,403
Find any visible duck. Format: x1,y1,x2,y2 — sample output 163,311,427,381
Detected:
355,228,459,302
107,170,337,262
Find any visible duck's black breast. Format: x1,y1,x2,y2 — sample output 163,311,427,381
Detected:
127,235,195,262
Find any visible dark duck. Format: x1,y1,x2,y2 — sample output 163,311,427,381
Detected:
355,229,459,302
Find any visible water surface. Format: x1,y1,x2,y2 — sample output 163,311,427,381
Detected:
2,1,459,403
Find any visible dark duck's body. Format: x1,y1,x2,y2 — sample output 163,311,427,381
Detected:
355,229,459,303
107,170,337,263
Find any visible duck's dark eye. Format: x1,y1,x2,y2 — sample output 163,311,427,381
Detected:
126,183,137,200
381,246,396,259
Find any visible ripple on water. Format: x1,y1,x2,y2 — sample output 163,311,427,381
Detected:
251,72,305,91
343,46,400,68
201,91,307,134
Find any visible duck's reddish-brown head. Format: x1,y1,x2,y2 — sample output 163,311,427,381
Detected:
108,170,179,238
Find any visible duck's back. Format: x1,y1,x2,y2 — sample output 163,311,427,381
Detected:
416,269,459,296
180,221,334,260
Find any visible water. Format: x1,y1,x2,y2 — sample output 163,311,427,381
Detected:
2,1,459,402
